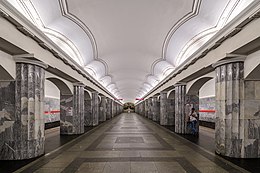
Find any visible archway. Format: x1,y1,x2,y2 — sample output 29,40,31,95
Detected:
186,77,215,134
45,77,73,134
0,65,15,146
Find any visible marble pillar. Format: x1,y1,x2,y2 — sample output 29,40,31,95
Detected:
84,96,92,126
167,98,175,126
99,96,106,122
152,97,160,122
0,57,47,160
112,101,116,117
106,98,112,120
145,99,148,118
91,91,99,126
213,57,260,158
148,98,153,119
141,102,145,116
175,84,191,134
60,83,84,135
160,91,168,125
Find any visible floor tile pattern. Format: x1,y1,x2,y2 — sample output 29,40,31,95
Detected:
16,113,249,173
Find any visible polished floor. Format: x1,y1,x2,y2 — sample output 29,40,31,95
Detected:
14,113,250,173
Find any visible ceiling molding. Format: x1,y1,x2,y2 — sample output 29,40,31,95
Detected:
162,0,201,59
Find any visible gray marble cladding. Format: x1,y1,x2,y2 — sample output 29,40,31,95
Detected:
99,96,106,122
106,98,112,120
175,85,195,134
160,92,168,125
84,98,92,126
199,97,216,122
0,63,45,160
60,85,84,135
148,98,153,119
91,92,99,126
112,101,116,117
0,81,16,159
215,61,260,158
152,97,160,122
60,94,73,134
145,100,148,118
72,85,84,134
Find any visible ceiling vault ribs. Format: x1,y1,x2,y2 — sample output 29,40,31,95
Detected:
59,0,98,60
59,0,116,93
142,0,201,99
4,0,256,103
162,0,201,59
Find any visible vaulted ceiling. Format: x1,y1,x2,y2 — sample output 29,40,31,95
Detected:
7,0,253,103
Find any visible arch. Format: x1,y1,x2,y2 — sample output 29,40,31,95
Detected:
167,89,175,99
246,63,260,80
187,77,213,95
84,89,92,99
245,50,260,80
46,77,72,95
0,65,14,80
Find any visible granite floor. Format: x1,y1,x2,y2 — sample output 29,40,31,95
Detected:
13,113,250,173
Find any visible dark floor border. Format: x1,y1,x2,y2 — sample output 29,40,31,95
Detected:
16,115,122,173
137,114,248,173
61,157,200,173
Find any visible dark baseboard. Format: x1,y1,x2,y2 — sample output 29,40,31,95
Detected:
199,120,215,129
45,121,60,130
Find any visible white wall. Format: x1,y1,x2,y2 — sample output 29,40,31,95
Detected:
244,50,260,79
0,50,16,79
45,80,60,98
199,79,215,98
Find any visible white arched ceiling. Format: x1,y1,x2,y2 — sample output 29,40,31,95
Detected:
6,0,254,103
164,0,254,66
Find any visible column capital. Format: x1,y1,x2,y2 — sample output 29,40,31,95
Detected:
91,91,99,94
73,82,85,87
212,54,246,68
174,82,187,87
160,91,168,94
13,54,48,69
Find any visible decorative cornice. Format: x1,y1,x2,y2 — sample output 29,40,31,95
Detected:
212,54,246,68
174,82,187,87
73,82,85,87
162,0,201,59
13,54,48,69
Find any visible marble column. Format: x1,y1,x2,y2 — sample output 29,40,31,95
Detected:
213,56,260,158
106,98,112,120
148,98,153,119
152,96,160,122
112,100,116,117
160,91,168,125
91,91,99,126
99,96,106,122
175,83,191,134
145,99,148,118
84,95,92,126
0,57,47,160
141,102,145,116
60,82,84,135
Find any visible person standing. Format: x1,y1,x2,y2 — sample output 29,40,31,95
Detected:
189,108,198,135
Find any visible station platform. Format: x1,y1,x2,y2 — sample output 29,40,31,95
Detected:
6,113,257,173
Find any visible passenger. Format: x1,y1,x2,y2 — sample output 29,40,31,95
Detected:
189,108,198,135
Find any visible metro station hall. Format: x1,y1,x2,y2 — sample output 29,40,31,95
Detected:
1,0,260,172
